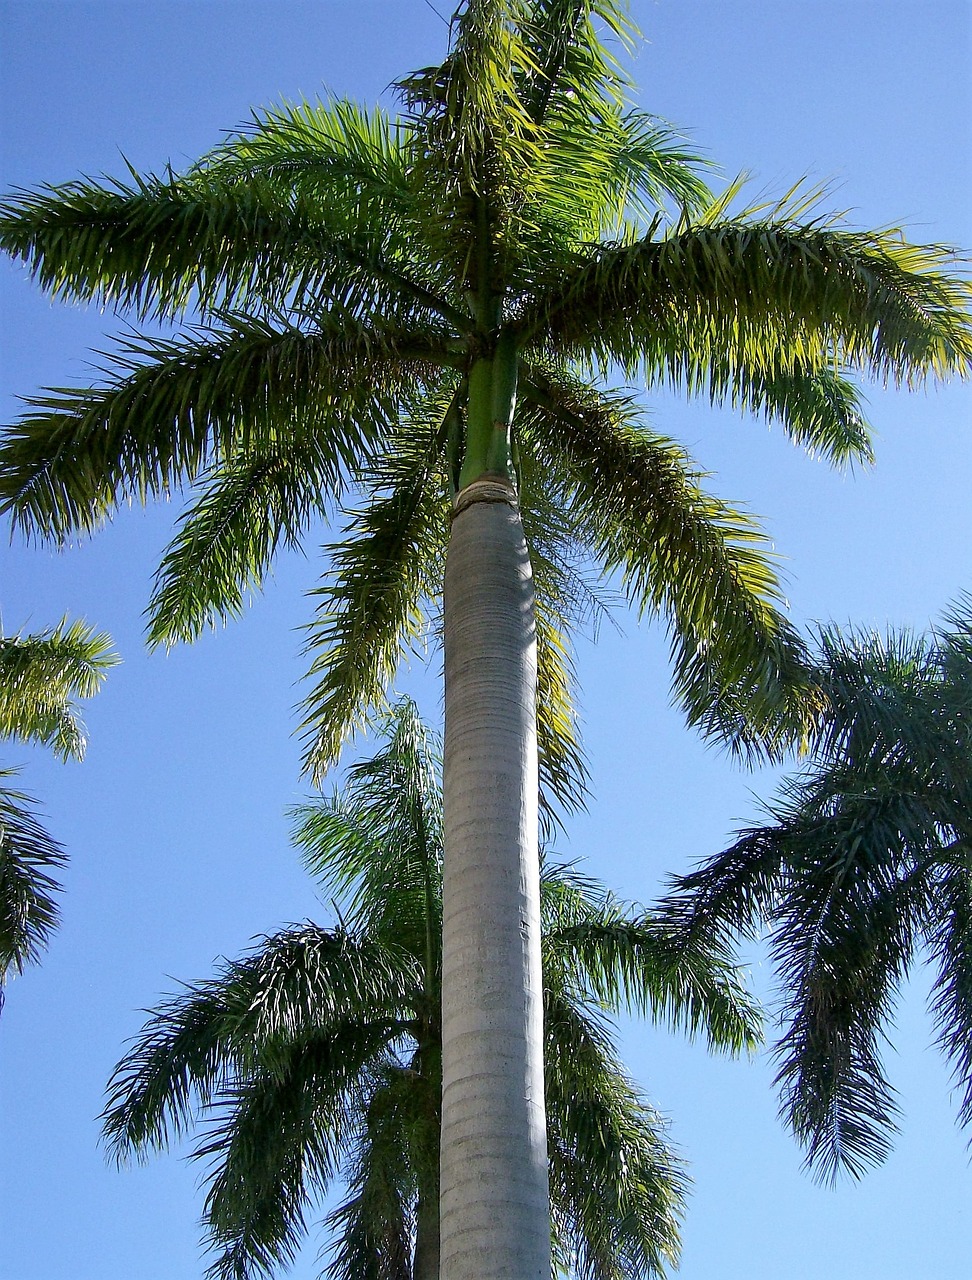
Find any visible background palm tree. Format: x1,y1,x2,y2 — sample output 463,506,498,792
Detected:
662,600,972,1183
0,618,116,983
2,2,970,1271
104,700,760,1280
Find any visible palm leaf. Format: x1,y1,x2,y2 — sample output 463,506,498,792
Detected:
1,314,446,541
0,775,67,976
520,368,819,755
0,618,117,758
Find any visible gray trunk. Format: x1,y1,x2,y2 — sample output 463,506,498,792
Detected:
439,478,550,1280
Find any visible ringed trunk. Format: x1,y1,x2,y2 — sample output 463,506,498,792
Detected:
439,476,550,1280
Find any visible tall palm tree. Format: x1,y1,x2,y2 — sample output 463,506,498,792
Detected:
104,700,760,1280
1,3,970,1271
0,618,116,982
663,601,972,1184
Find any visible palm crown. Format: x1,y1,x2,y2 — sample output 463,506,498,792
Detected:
663,601,972,1183
2,3,969,787
104,701,760,1280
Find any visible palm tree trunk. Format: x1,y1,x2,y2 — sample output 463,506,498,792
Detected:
439,476,550,1280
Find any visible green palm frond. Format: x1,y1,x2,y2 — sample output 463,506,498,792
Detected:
541,860,761,1052
0,168,338,321
146,445,334,648
520,368,819,755
0,618,117,758
324,1064,425,1280
928,852,972,1129
545,990,686,1280
103,926,419,1160
0,775,66,976
294,699,443,966
200,1031,395,1280
299,426,451,783
516,214,972,384
663,602,972,1179
0,314,447,542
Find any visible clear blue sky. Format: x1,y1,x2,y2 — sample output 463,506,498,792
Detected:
1,2,970,1277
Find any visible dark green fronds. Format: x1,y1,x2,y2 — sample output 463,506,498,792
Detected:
0,775,67,975
103,926,418,1161
200,1031,390,1280
0,618,117,759
324,1064,428,1280
542,861,761,1053
664,602,972,1179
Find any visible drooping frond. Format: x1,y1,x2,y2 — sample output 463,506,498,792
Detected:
0,775,67,976
200,1031,392,1280
146,445,333,648
324,1064,427,1280
541,861,761,1052
544,989,687,1280
519,368,819,755
103,927,419,1161
299,415,452,782
0,618,117,758
663,603,972,1179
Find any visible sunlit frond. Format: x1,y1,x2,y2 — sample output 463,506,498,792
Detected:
0,618,117,758
516,214,972,386
520,367,819,756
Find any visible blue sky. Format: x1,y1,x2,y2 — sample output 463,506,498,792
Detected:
1,2,971,1277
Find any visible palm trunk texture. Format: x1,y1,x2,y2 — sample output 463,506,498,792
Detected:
440,477,550,1279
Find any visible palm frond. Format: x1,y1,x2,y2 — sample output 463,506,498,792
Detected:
200,1032,391,1280
542,865,761,1052
1,314,445,541
520,368,819,756
0,619,117,758
664,603,972,1178
103,926,419,1161
146,446,333,648
516,212,972,385
324,1064,428,1280
0,774,67,975
299,420,451,783
545,989,686,1280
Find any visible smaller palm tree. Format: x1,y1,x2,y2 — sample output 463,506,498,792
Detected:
104,700,760,1280
663,601,972,1183
0,618,117,982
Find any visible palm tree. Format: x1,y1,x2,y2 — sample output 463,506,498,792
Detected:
104,700,760,1280
663,600,972,1184
0,618,116,982
1,3,970,1271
